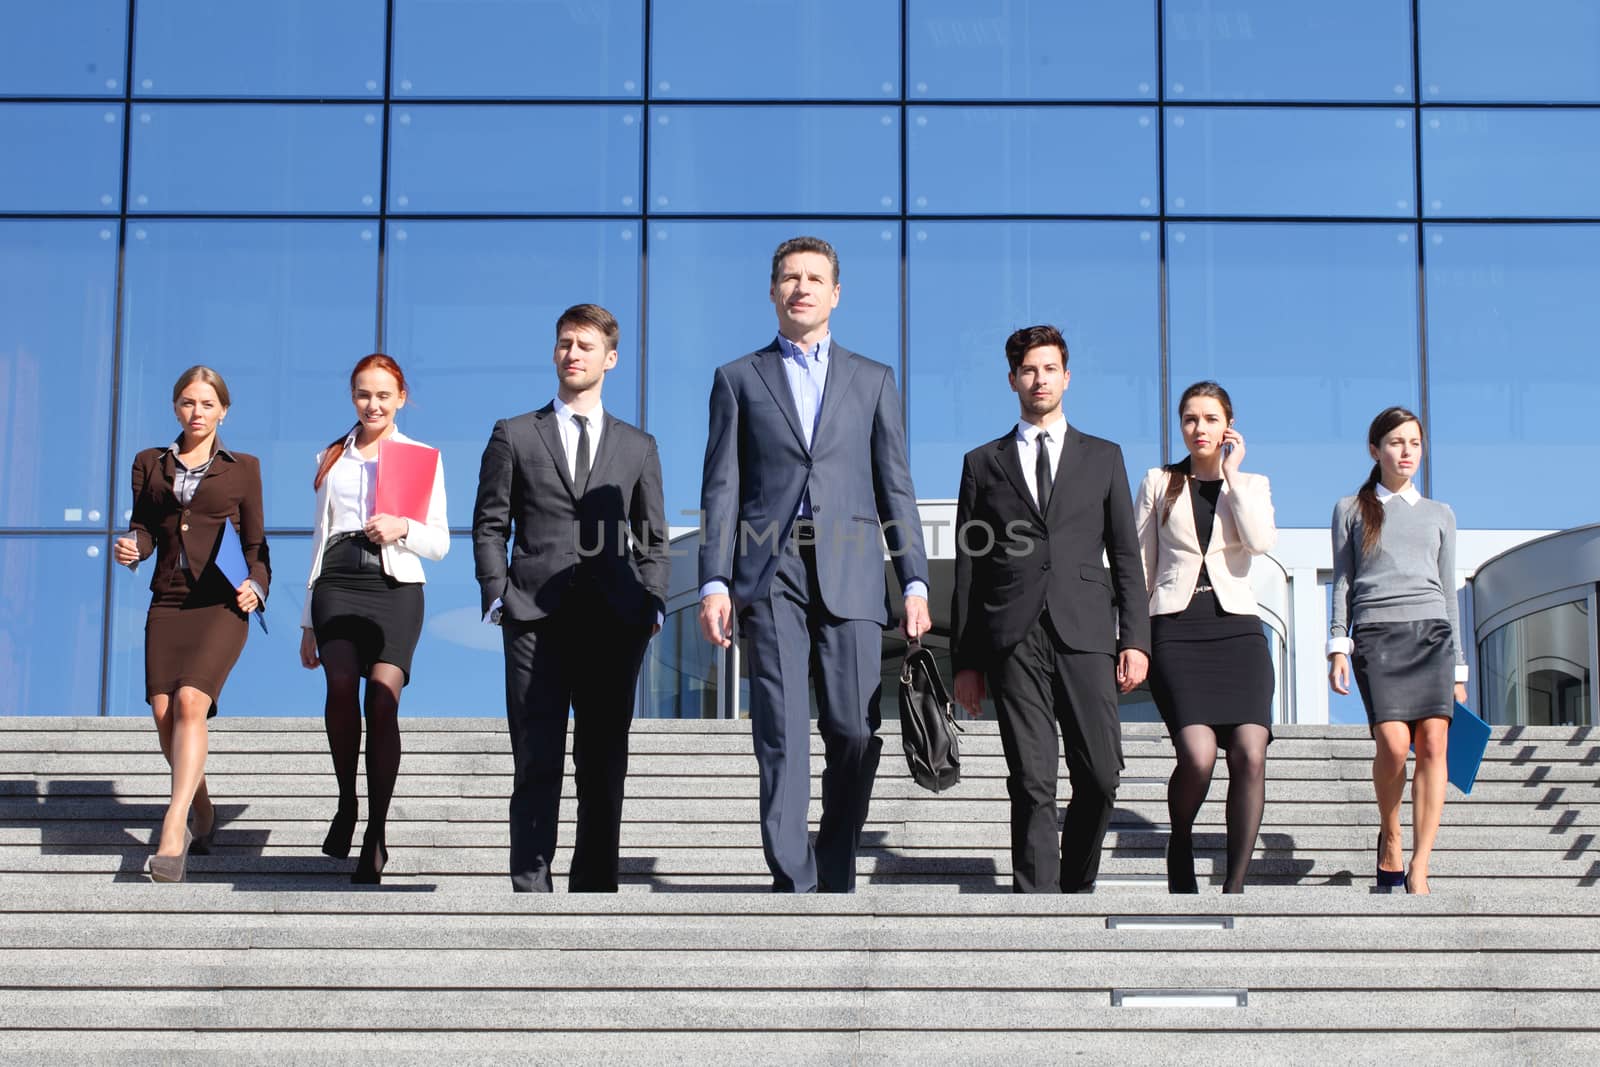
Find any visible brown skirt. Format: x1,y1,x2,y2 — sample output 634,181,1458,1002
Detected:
144,567,248,717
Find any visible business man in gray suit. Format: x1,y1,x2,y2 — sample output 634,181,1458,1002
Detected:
699,236,931,893
473,303,669,892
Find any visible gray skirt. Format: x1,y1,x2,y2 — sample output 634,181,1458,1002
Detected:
1352,619,1456,729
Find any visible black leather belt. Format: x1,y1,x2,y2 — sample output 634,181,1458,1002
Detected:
326,530,375,550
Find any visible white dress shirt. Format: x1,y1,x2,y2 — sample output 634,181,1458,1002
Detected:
325,438,378,537
553,396,604,483
1015,415,1066,510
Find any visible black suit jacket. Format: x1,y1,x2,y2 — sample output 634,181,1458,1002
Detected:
471,404,669,627
950,423,1150,673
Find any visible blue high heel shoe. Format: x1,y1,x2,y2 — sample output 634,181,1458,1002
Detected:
1375,832,1406,890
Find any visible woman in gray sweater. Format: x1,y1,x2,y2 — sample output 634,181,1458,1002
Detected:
1328,406,1468,896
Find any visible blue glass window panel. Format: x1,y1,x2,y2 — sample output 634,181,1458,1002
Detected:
0,222,118,529
905,222,1160,499
908,107,1157,215
128,104,382,214
652,0,899,99
115,222,378,530
0,536,105,715
1164,0,1414,102
1425,225,1600,529
0,104,123,213
0,0,126,96
1325,583,1370,725
1420,0,1600,103
1165,108,1417,217
1423,110,1600,219
392,0,643,99
1166,223,1420,527
132,0,384,97
650,107,900,214
384,220,640,527
109,535,507,716
644,221,900,521
388,105,641,214
908,0,1156,101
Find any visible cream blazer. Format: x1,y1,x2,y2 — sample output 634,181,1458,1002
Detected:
300,428,450,628
1133,467,1276,618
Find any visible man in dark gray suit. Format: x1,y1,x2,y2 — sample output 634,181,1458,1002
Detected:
473,303,669,892
698,236,931,893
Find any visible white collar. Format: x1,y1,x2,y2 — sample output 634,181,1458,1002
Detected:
1376,482,1421,505
553,396,603,426
1015,416,1067,444
342,426,411,455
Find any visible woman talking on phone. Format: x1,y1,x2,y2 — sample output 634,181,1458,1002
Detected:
1328,406,1467,895
300,354,448,884
1135,381,1277,894
113,366,270,882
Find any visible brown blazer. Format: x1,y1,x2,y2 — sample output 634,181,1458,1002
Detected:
128,441,271,596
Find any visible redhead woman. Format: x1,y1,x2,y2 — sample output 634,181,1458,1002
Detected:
300,354,448,884
1329,406,1467,895
1134,381,1277,894
113,366,270,882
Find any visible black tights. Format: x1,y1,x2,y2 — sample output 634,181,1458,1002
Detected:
321,640,403,844
1166,723,1268,894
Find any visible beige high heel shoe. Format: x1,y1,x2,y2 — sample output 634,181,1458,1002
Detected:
148,828,194,883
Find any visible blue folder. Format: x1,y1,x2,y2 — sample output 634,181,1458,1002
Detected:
215,521,268,634
1447,701,1491,795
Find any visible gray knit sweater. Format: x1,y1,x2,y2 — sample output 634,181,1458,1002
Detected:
1329,493,1465,667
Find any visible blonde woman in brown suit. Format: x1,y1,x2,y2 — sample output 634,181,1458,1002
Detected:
113,366,270,882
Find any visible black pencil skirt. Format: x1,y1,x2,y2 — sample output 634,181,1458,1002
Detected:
310,535,424,685
1352,619,1455,729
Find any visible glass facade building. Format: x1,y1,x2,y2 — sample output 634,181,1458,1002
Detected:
1,1,1597,722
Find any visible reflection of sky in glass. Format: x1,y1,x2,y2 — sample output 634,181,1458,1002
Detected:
1165,0,1412,102
650,107,900,215
384,220,642,526
1165,108,1415,217
1424,110,1600,219
1166,223,1420,527
0,0,126,95
128,105,382,214
1425,224,1600,529
908,0,1155,100
645,221,900,521
388,105,641,214
116,222,379,531
0,105,124,213
1420,0,1600,103
0,222,118,529
132,0,384,98
909,107,1157,215
653,0,898,99
0,537,105,716
392,0,642,99
906,222,1160,499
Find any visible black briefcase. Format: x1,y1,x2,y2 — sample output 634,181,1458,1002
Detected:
898,639,963,793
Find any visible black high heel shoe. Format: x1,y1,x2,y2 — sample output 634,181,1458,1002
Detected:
1375,832,1406,890
1166,835,1199,894
352,829,388,885
321,802,358,859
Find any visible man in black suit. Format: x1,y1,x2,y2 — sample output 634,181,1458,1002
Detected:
950,324,1150,893
472,303,669,892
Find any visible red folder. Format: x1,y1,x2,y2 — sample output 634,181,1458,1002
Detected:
374,439,439,522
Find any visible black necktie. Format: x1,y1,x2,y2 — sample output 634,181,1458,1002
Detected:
1035,430,1053,513
572,413,591,490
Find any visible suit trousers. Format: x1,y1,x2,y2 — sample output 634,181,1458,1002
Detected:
987,613,1124,893
502,597,651,892
741,542,884,893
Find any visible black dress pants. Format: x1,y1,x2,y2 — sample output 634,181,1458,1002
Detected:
502,599,652,892
987,615,1124,893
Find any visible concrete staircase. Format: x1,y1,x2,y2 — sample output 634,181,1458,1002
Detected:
1,717,1597,1062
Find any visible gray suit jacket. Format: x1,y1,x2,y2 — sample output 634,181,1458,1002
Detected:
698,339,928,624
472,404,669,626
